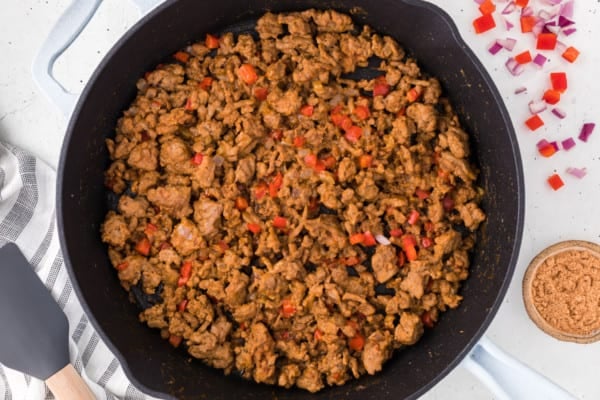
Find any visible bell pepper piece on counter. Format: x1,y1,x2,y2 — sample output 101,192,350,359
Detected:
479,0,496,15
542,89,561,105
473,14,496,34
550,72,567,93
547,174,564,191
520,16,537,33
536,33,557,50
562,46,580,63
514,50,532,65
525,115,544,131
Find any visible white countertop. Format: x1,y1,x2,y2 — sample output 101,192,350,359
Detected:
1,0,599,399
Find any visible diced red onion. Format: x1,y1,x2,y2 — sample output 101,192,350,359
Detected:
541,0,563,5
549,141,559,152
375,234,391,245
532,20,545,36
497,37,517,50
560,0,574,19
514,86,527,94
544,24,561,34
561,137,576,150
474,0,485,4
529,100,547,114
521,6,534,16
566,167,587,179
505,58,524,76
533,53,547,68
213,155,224,166
504,18,515,31
551,108,566,119
488,41,504,55
555,40,567,53
563,28,577,36
536,139,550,150
558,16,574,27
538,9,553,20
579,123,596,142
502,1,516,14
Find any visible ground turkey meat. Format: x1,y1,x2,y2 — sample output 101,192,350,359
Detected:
101,9,485,392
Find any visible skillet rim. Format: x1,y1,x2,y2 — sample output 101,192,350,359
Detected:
56,0,525,398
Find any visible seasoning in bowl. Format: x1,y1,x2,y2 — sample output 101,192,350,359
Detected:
523,240,600,343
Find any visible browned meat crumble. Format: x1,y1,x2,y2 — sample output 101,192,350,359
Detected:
101,9,485,393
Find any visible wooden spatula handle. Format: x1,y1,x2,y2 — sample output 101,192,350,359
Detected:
46,364,95,400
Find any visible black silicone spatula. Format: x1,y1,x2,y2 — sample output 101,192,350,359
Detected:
0,243,95,400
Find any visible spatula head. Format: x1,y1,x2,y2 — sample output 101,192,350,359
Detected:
0,243,69,380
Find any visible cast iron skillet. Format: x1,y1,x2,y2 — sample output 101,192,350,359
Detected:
57,0,524,398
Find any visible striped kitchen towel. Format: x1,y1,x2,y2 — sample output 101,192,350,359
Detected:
0,142,158,400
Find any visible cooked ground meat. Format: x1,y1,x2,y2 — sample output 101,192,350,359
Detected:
101,9,485,392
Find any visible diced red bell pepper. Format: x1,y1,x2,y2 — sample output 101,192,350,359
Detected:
514,50,532,64
390,228,403,238
293,136,305,148
402,235,418,261
135,237,151,256
547,174,564,191
304,153,318,169
300,104,314,117
415,188,430,200
550,72,567,93
314,329,323,341
273,216,287,230
192,153,203,165
536,33,557,50
343,256,360,266
358,154,373,168
168,335,183,348
116,261,129,271
349,233,365,245
280,298,296,318
247,223,262,234
205,34,219,49
340,116,353,132
348,332,365,351
520,16,537,33
238,64,258,85
362,231,377,247
525,115,544,131
353,105,370,120
254,181,268,199
473,14,496,34
199,77,213,90
562,46,580,63
178,261,193,287
178,299,188,312
269,172,283,197
253,87,268,100
144,223,158,238
173,51,190,63
543,89,561,105
406,87,422,102
234,196,248,211
408,210,420,225
515,0,528,6
373,76,390,97
344,126,362,143
538,143,557,158
479,0,496,15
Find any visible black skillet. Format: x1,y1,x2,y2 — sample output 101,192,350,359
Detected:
55,0,524,398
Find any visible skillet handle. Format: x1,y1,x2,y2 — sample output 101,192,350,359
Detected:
32,0,163,117
462,336,577,400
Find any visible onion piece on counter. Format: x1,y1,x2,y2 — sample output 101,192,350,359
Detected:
488,41,504,55
560,0,574,19
533,53,547,68
563,28,577,36
504,18,515,30
578,123,596,142
558,16,575,27
529,100,547,114
505,57,525,76
515,86,527,94
551,108,566,119
498,37,517,50
502,1,517,14
566,167,587,179
561,137,576,150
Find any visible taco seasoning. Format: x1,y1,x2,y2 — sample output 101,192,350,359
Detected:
523,240,600,343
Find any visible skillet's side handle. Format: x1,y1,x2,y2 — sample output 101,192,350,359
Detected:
32,0,103,117
32,0,163,118
462,336,577,400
